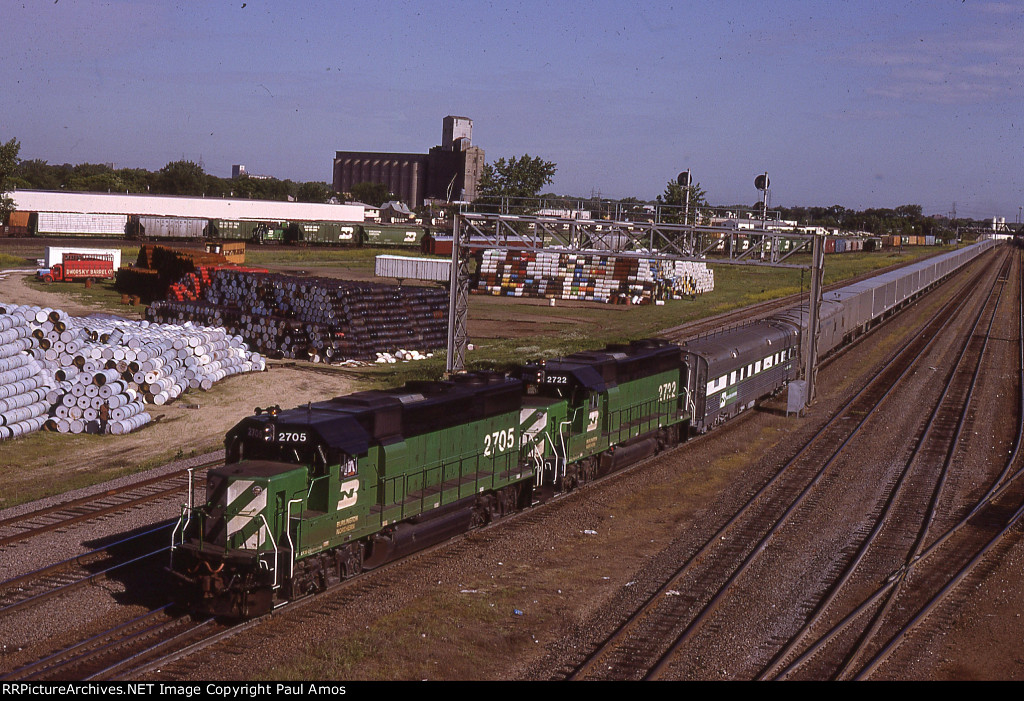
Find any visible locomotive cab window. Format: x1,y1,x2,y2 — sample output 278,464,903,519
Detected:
310,446,329,478
341,457,358,478
226,435,242,464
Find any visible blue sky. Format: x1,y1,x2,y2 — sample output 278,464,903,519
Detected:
4,0,1023,220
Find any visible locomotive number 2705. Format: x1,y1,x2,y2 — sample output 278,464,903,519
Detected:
484,428,515,457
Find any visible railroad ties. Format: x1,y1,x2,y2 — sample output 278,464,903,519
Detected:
147,271,449,363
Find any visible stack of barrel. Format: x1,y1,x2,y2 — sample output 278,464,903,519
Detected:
472,249,714,303
0,303,266,440
147,271,448,362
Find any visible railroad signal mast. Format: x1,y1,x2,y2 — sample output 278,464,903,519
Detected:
678,170,692,227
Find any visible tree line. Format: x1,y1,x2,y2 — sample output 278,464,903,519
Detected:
4,150,335,205
0,137,1000,236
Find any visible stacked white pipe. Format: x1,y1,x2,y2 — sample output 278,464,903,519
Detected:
0,308,55,440
0,303,265,440
375,349,433,364
660,259,715,298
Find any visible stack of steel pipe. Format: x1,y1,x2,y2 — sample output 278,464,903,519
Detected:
0,305,59,440
147,270,448,362
0,302,265,440
44,362,149,435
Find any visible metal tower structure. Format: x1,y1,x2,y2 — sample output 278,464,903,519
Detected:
445,211,825,406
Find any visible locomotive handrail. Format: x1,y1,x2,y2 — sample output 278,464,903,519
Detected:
168,468,198,568
375,442,526,520
604,396,674,445
255,514,280,590
559,414,574,477
168,505,188,568
286,498,302,585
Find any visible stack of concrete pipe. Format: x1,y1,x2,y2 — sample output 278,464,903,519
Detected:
0,303,265,441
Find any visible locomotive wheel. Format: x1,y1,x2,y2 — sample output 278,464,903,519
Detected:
470,498,492,529
581,457,598,483
497,485,517,517
337,543,364,579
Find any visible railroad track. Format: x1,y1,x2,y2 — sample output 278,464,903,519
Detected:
763,248,1024,680
0,522,173,617
0,248,991,675
562,247,1010,680
125,251,1007,682
0,460,218,549
0,607,223,681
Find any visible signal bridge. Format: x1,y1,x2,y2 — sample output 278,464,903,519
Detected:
446,212,825,407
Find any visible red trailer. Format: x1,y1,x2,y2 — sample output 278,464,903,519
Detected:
40,253,115,283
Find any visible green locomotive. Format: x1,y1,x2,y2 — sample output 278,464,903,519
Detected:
517,338,688,495
169,341,688,618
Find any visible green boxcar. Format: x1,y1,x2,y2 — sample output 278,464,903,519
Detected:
287,221,361,245
361,224,426,247
207,219,287,242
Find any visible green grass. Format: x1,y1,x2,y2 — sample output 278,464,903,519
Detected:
0,429,204,508
23,274,143,315
456,248,946,368
0,253,31,268
330,246,952,383
243,246,444,269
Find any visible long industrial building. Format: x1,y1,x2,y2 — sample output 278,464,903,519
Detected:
333,115,484,208
5,190,364,222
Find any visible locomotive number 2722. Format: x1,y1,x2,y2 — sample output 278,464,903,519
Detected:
484,428,515,457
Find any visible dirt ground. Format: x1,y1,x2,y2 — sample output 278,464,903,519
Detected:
0,267,141,319
0,268,367,507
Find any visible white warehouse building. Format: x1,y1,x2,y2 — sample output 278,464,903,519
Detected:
6,190,364,223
